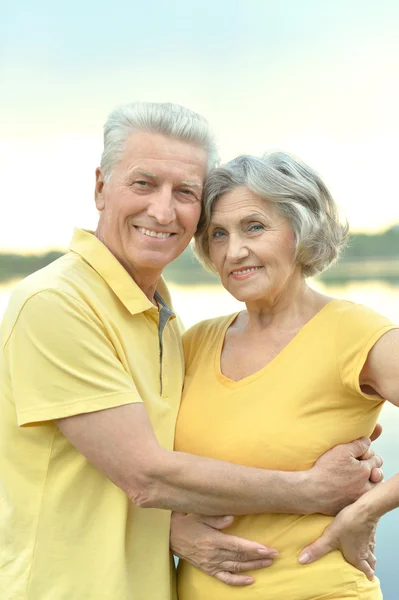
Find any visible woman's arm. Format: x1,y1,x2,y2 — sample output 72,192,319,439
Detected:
298,329,399,579
361,329,399,404
170,513,279,586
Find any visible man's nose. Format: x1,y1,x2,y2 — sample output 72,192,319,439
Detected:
226,235,249,261
147,188,176,225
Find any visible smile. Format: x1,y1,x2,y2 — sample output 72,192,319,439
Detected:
135,226,174,239
231,267,263,275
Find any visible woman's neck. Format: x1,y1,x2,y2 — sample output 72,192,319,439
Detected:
243,282,331,333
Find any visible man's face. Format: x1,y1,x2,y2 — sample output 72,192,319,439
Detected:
95,130,208,282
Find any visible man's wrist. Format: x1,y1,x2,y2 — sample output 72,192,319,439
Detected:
295,469,317,514
278,469,315,515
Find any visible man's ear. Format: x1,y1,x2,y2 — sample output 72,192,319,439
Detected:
95,167,106,211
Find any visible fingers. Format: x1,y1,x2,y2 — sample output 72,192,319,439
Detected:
298,536,333,565
215,571,255,586
368,552,377,572
361,453,383,472
222,558,273,572
213,558,275,586
369,467,384,483
369,423,382,442
359,446,374,460
221,540,279,563
359,445,383,465
346,437,371,459
217,532,279,560
196,516,279,558
198,515,234,530
357,558,375,581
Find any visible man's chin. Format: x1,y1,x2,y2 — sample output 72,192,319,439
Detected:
136,251,183,271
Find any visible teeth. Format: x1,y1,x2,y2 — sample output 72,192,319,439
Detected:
232,267,261,275
137,227,173,239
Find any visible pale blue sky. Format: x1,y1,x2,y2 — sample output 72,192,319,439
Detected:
1,0,399,249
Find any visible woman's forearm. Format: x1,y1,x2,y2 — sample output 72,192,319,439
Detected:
356,472,399,520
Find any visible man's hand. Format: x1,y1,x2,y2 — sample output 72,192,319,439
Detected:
298,502,379,580
309,436,383,516
170,512,279,586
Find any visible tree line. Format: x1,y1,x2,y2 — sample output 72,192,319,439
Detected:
1,226,398,285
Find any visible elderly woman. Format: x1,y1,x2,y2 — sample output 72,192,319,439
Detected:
172,152,398,600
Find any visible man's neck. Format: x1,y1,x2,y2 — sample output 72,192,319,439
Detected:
94,229,162,304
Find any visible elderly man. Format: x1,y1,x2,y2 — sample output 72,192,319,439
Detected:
0,102,383,600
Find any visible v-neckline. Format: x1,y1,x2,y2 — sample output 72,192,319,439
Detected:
215,299,338,387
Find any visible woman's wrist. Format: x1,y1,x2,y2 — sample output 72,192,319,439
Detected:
354,485,385,522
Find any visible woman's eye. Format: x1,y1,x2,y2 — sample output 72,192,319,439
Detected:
211,229,226,239
248,223,264,232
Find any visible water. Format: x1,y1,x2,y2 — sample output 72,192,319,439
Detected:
1,279,399,598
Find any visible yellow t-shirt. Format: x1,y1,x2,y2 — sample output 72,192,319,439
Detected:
175,300,396,600
0,228,184,600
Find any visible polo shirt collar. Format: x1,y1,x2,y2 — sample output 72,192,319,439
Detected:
69,228,172,317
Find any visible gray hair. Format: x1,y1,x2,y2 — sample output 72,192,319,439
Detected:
194,152,349,277
100,102,219,181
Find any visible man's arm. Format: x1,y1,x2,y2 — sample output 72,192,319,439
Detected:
10,289,381,517
56,402,382,516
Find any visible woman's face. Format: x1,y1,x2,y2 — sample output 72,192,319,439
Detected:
208,186,299,305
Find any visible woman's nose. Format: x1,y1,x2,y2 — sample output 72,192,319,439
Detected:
226,235,249,261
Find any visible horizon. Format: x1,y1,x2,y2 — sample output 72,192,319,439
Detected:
1,222,398,255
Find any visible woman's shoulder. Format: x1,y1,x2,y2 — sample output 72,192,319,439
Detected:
329,298,395,329
325,299,397,358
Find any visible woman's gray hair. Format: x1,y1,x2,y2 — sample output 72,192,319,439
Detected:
194,152,349,277
100,102,219,181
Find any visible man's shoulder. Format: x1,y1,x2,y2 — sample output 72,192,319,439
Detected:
2,252,97,337
10,251,92,299
183,313,237,351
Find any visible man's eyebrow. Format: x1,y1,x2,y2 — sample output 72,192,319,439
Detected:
127,169,159,179
180,181,202,188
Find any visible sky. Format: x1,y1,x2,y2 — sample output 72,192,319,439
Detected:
1,0,399,251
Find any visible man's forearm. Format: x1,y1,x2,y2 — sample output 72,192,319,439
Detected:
57,405,380,518
135,448,315,515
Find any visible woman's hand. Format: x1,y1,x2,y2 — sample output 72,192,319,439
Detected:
170,512,279,586
298,502,379,580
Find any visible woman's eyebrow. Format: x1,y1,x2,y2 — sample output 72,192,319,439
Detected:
240,211,266,222
209,211,266,228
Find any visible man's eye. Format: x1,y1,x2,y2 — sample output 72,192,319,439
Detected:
134,180,150,187
179,189,197,199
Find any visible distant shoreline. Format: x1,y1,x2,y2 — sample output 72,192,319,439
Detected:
1,227,398,286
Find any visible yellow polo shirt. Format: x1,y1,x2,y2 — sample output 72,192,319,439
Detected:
0,228,184,600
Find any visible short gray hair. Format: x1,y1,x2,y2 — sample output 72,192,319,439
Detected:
194,152,349,277
100,102,219,181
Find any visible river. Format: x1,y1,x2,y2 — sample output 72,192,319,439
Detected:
1,278,399,598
